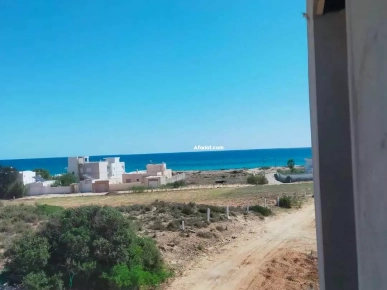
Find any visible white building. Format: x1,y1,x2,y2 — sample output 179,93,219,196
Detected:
67,156,125,183
18,171,36,185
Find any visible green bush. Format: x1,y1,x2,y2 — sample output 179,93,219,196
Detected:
3,206,170,290
23,271,64,290
279,196,292,208
131,186,146,193
51,173,77,187
249,205,272,217
247,174,268,185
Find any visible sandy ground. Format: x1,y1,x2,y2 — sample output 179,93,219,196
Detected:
167,200,317,290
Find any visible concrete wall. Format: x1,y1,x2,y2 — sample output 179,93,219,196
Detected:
307,7,358,290
122,173,148,183
79,180,93,193
146,163,166,175
346,0,387,288
27,183,72,196
166,173,186,183
82,162,108,180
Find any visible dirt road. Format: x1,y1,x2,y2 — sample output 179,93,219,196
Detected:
168,201,317,290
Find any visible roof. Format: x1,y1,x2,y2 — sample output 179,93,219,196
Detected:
33,176,46,182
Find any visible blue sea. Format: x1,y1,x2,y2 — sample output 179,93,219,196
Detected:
0,148,312,175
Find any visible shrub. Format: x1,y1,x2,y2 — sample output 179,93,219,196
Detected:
287,159,295,171
166,220,179,231
249,205,272,217
151,220,166,231
23,271,64,290
247,174,268,185
181,205,195,215
197,231,213,239
260,166,271,170
3,206,170,290
131,186,146,193
278,195,303,209
215,225,227,232
279,196,292,208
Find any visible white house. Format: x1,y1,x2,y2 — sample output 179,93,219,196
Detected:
67,156,125,184
18,171,36,185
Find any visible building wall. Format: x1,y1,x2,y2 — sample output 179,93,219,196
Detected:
67,157,79,176
346,0,387,288
122,173,148,183
82,162,108,180
108,161,125,179
79,180,93,193
18,171,36,185
146,163,166,175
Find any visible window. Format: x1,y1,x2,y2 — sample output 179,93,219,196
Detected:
126,179,131,183
137,179,139,182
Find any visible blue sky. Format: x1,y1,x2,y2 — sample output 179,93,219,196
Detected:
0,0,310,159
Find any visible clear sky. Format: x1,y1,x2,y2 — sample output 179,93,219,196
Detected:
0,0,310,159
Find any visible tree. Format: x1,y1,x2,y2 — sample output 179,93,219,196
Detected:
0,165,20,199
33,168,51,180
7,181,27,198
4,206,170,290
287,159,295,172
51,173,77,187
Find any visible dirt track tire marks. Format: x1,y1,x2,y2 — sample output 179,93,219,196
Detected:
168,202,316,290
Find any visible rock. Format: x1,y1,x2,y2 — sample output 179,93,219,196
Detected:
167,243,175,247
232,236,237,239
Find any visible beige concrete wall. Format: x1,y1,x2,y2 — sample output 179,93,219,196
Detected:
146,163,166,175
122,173,148,183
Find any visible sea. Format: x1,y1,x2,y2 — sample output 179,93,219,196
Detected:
0,148,312,175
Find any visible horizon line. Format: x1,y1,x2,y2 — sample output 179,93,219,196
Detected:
0,146,312,161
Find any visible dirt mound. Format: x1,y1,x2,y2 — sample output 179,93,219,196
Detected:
258,249,319,290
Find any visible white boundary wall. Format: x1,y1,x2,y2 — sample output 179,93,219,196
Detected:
27,183,72,196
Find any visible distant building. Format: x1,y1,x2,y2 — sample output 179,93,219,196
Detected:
122,162,175,187
67,156,125,183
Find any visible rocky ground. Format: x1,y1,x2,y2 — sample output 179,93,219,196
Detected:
181,167,290,186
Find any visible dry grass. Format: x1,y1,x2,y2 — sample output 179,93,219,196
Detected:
4,183,313,208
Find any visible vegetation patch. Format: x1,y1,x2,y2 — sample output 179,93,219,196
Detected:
197,231,213,239
249,205,273,217
247,174,268,185
2,206,171,290
279,196,303,209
